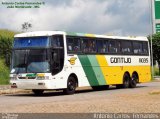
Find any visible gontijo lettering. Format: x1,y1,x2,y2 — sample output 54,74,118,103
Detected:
110,57,131,63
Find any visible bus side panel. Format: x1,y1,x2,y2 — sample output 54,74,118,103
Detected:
67,54,151,88
136,66,151,83
96,55,123,85
66,55,91,87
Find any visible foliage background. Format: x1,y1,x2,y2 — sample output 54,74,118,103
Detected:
148,33,160,75
0,29,16,84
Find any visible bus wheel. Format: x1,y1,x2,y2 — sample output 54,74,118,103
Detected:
116,73,130,89
129,74,137,88
32,90,44,95
123,73,130,88
63,76,76,95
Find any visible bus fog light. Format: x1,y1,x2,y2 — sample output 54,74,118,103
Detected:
38,83,45,85
37,76,45,80
11,83,17,88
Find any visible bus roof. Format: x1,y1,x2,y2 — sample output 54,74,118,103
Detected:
66,32,148,41
14,31,148,41
14,31,65,37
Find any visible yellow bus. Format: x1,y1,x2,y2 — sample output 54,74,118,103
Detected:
10,31,151,95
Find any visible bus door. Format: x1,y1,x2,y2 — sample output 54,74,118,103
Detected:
50,35,64,75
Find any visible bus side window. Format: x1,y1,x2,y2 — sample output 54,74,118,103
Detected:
121,40,132,54
143,42,148,54
116,41,121,53
97,39,103,53
73,38,81,52
81,38,88,52
51,35,64,48
133,41,143,54
67,38,73,51
96,39,109,54
109,40,117,53
67,37,81,53
81,38,96,53
88,39,96,53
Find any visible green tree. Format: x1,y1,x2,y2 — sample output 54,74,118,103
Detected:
0,29,16,66
0,29,16,84
148,33,160,75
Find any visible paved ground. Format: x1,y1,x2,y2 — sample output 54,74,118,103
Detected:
0,82,160,113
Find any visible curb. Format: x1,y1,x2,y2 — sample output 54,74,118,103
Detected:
153,76,160,80
0,85,31,95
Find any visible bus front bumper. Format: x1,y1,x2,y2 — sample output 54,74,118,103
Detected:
10,79,66,90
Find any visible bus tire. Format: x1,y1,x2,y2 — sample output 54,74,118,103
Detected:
63,76,76,95
32,89,44,95
122,73,130,88
116,73,130,89
129,74,137,88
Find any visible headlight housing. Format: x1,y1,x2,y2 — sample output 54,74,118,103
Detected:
37,76,49,80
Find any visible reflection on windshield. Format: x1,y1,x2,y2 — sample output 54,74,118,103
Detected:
11,49,50,73
27,50,49,73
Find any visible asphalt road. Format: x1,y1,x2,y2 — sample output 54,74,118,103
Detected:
0,81,160,113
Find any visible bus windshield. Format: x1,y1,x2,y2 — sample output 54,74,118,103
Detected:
11,49,50,73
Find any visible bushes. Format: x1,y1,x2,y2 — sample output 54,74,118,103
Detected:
0,58,9,84
0,29,16,84
0,29,15,65
154,66,160,76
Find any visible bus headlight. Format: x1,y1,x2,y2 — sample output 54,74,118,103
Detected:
36,73,49,80
37,76,49,80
